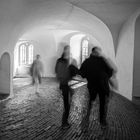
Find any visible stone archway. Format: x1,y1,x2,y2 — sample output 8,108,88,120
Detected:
0,0,115,97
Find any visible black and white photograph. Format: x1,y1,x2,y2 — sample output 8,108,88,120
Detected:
0,0,140,139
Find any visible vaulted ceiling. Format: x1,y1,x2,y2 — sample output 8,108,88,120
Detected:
0,0,140,51
65,0,140,25
65,0,140,49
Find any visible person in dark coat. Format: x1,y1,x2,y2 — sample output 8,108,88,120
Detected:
80,46,117,128
55,45,78,128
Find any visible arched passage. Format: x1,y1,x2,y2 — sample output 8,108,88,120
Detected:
7,0,115,58
14,26,57,78
14,41,34,77
0,0,115,96
70,34,86,67
0,52,10,100
69,33,102,67
54,30,103,68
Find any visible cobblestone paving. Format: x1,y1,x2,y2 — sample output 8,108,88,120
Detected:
0,78,140,140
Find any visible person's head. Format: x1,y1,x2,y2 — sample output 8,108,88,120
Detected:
36,54,40,59
91,46,102,56
62,45,70,59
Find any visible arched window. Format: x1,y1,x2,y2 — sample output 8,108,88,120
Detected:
81,39,89,62
19,41,34,66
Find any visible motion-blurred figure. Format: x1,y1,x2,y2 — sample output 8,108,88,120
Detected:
80,46,117,128
55,45,78,129
30,54,44,93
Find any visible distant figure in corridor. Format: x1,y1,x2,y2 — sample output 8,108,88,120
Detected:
80,46,117,128
55,45,78,129
30,54,44,93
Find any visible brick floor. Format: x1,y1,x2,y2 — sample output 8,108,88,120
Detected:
0,78,140,140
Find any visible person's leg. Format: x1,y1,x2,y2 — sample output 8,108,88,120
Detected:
34,75,39,93
80,87,97,132
68,87,73,105
32,76,35,85
32,75,37,93
99,94,106,124
86,88,97,124
99,78,110,126
38,74,42,84
99,89,109,127
35,81,39,93
36,74,41,93
104,95,109,123
61,84,70,126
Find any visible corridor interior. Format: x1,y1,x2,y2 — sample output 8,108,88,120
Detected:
0,0,140,140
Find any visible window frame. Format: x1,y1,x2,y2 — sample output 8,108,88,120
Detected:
18,41,34,66
81,38,89,63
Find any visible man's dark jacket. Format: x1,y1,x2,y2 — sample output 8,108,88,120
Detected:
55,57,78,84
80,55,113,91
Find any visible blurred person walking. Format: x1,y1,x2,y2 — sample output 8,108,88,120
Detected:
80,46,117,128
30,54,44,94
55,45,78,129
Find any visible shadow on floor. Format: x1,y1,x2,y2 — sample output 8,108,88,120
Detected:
0,78,140,140
132,96,140,109
0,93,9,100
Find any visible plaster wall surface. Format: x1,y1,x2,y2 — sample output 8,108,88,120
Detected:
133,15,140,97
116,9,140,100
